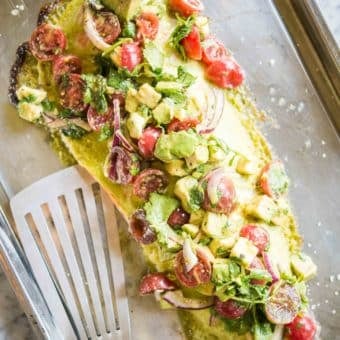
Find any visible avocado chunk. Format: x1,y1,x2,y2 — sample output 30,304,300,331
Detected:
126,112,148,139
136,83,162,109
125,88,139,113
230,237,258,267
236,157,258,175
174,176,204,213
202,212,229,238
18,102,43,122
182,224,199,238
101,0,140,20
185,144,209,170
152,98,175,125
245,195,278,223
16,85,47,104
291,253,317,281
154,131,200,163
189,209,205,225
209,237,237,257
164,159,189,177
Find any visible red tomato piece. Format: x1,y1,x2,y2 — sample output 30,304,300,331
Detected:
285,315,317,340
139,273,177,295
259,161,289,198
167,118,200,133
175,249,211,288
181,26,202,60
249,257,267,285
206,58,245,89
168,208,190,229
202,36,228,65
94,11,121,44
214,298,248,320
133,169,169,200
201,168,236,215
120,42,143,72
136,12,160,40
59,74,88,112
87,106,113,132
138,127,162,159
29,23,67,61
130,209,156,245
240,225,270,253
169,0,204,17
52,55,82,83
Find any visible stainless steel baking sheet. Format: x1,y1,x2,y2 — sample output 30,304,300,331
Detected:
0,0,339,339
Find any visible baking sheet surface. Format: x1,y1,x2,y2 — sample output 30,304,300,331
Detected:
0,0,339,338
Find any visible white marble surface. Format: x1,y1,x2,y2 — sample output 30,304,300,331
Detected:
0,1,338,339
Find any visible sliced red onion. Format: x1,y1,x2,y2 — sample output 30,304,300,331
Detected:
115,129,137,152
198,88,224,134
262,252,279,283
84,5,111,51
162,290,214,310
139,273,177,295
112,98,121,147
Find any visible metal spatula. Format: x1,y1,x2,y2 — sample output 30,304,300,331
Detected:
10,165,131,340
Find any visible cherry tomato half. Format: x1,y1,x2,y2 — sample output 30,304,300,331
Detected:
29,23,67,61
202,36,228,65
240,225,270,253
87,105,113,132
59,74,88,112
138,127,162,159
169,0,204,17
94,11,121,44
136,12,160,40
168,208,190,229
214,298,248,320
52,55,82,83
201,168,236,215
175,249,211,287
206,58,245,89
259,161,289,198
181,26,202,61
129,209,156,245
133,169,169,200
139,273,177,295
119,42,143,72
167,118,200,133
285,315,317,340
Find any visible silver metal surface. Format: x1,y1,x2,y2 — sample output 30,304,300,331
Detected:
0,0,339,339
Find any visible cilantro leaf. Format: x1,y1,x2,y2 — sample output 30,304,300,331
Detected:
189,186,204,211
169,15,195,59
178,66,196,87
99,123,113,141
122,21,136,38
62,124,87,139
143,41,164,72
82,74,108,113
107,69,135,92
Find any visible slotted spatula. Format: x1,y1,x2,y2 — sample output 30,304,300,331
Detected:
10,165,131,340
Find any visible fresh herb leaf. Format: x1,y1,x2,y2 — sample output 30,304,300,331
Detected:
143,41,164,72
62,124,87,139
41,99,55,112
99,123,113,141
122,21,136,38
223,311,253,335
198,236,212,246
21,94,37,103
189,186,204,211
129,154,140,176
82,74,108,113
107,69,135,92
177,66,196,87
58,108,82,119
169,15,195,59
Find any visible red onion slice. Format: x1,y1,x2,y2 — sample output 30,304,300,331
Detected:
112,98,121,147
115,129,136,152
262,252,279,283
162,290,214,310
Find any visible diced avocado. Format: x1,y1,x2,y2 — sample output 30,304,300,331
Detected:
208,136,229,163
126,112,147,139
154,131,200,163
202,212,228,238
196,282,215,296
136,83,162,109
212,258,240,285
230,237,258,267
164,159,189,177
185,144,209,170
209,237,237,257
152,98,175,125
189,209,205,225
16,85,47,104
182,224,199,238
125,88,139,113
245,195,278,223
101,0,140,20
174,107,190,121
18,102,43,122
236,157,258,175
156,81,183,93
291,253,317,281
174,176,203,213
195,16,210,39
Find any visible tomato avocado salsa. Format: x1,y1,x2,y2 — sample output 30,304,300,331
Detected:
9,0,318,339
